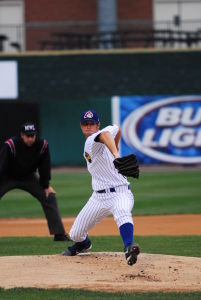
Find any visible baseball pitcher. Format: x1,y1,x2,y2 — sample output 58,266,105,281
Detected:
62,110,140,265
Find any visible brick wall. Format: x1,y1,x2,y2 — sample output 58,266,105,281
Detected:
118,0,152,21
25,0,153,50
117,0,153,47
25,0,97,21
25,0,97,50
25,0,152,22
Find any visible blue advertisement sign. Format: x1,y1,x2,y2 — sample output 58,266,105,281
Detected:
111,96,201,164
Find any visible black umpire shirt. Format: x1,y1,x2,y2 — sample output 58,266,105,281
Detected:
0,136,51,189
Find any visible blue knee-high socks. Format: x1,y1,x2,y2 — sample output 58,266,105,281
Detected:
119,223,133,247
83,235,90,246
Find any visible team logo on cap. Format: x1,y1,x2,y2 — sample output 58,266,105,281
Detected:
84,111,93,119
25,124,35,131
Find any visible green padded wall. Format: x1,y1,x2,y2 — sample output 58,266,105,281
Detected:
1,49,201,165
1,50,201,102
40,98,111,165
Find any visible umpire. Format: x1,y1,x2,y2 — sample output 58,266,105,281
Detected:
0,122,69,241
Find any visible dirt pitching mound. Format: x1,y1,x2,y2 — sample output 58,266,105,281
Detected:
0,253,201,292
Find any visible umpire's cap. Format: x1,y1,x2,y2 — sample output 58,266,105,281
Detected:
20,122,37,136
80,110,99,124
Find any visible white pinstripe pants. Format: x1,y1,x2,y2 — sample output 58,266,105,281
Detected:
69,186,134,242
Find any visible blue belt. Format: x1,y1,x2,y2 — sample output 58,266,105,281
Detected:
97,185,130,194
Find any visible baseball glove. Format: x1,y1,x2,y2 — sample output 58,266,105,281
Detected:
113,154,139,178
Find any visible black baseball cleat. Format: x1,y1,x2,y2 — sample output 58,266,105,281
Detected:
62,239,92,256
54,233,72,242
124,243,140,266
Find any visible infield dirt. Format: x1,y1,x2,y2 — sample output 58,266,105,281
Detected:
0,214,201,236
0,215,201,292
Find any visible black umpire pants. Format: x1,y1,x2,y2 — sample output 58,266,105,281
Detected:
0,175,66,235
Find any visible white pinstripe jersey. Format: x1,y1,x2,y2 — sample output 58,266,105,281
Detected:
83,125,129,191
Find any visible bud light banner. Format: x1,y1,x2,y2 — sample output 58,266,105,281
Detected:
111,96,201,164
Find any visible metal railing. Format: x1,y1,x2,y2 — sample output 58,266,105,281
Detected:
0,24,24,52
39,29,201,50
1,20,201,52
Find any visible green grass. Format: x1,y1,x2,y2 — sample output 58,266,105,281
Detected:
135,170,201,215
0,288,201,300
0,170,200,299
0,236,200,257
0,170,201,218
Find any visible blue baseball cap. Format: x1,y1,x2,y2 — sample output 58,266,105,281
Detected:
80,110,100,124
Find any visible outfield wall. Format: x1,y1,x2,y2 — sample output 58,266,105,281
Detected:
40,98,111,165
0,49,201,165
